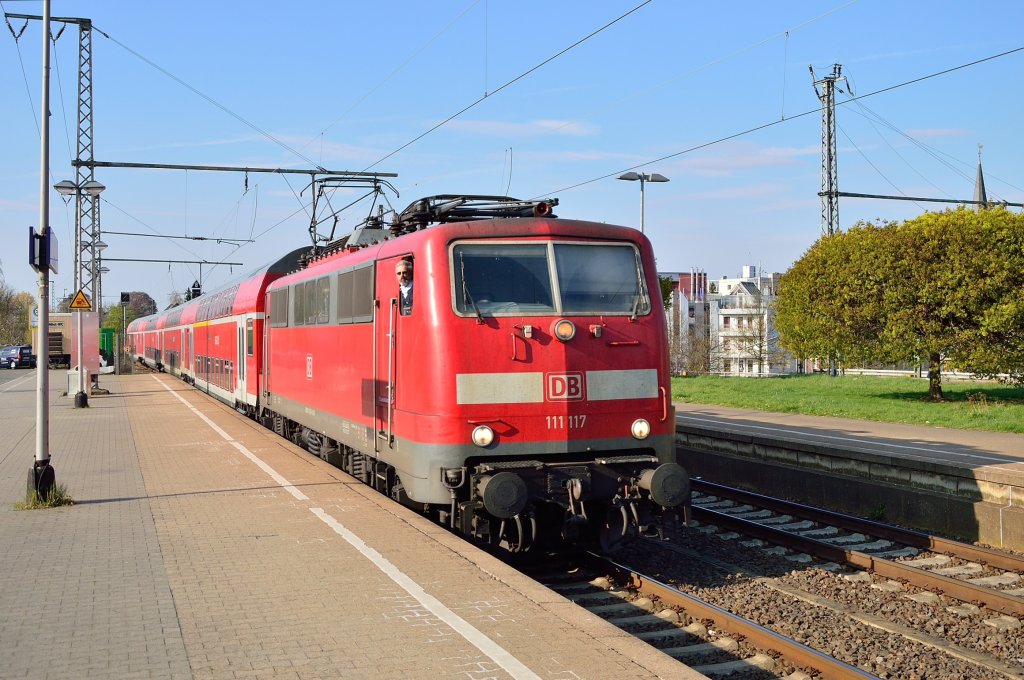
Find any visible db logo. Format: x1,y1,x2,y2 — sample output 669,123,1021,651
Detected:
546,372,584,401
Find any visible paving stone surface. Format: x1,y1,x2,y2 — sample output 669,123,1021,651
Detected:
0,373,190,679
1,373,704,680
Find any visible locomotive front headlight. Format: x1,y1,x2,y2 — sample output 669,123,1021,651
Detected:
472,425,495,447
552,319,576,342
631,418,651,440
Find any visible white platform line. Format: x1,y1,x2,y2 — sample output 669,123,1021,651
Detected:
153,376,308,501
153,376,541,679
0,371,37,393
311,507,542,680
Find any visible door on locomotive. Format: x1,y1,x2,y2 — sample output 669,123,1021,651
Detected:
375,256,413,450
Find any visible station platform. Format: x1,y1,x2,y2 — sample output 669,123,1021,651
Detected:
0,373,703,680
674,402,1024,551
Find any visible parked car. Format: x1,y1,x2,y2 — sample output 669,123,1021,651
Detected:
1,345,37,369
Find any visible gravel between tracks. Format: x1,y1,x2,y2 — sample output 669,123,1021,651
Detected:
618,527,1023,679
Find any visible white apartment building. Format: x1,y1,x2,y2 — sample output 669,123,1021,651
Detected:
661,266,803,376
659,270,708,375
709,266,799,376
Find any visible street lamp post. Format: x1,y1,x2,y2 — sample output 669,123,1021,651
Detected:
53,178,105,408
617,172,669,234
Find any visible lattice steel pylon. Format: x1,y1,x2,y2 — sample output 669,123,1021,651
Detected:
73,19,101,313
7,13,100,309
810,64,848,237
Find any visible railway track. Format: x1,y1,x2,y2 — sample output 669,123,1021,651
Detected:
514,478,1024,678
526,555,870,679
690,479,1024,619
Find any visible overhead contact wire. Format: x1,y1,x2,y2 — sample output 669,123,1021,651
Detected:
92,25,325,171
542,45,1024,197
363,0,655,170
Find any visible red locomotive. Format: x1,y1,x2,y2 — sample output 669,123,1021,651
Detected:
129,195,689,552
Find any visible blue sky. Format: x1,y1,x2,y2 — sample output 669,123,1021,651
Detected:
2,0,1022,309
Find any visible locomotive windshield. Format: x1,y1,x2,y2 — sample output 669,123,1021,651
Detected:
452,241,650,317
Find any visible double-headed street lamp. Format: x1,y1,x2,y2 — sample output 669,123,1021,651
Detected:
53,178,105,408
617,171,669,234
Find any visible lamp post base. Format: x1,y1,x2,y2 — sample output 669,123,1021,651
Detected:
28,460,55,502
74,391,89,408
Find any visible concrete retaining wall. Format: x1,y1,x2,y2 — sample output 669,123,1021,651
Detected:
677,426,1024,552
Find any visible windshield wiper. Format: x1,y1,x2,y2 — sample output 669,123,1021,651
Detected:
459,255,484,323
630,253,648,321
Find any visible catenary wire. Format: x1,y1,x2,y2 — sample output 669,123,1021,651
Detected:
843,99,1024,197
2,2,40,138
297,0,483,155
545,0,859,135
836,123,928,211
362,0,655,171
539,45,1024,198
845,99,957,200
91,24,326,172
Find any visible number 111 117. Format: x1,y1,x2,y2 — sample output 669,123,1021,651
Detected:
546,415,586,430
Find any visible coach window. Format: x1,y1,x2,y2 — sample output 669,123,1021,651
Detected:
316,277,330,324
246,319,254,356
337,271,353,322
293,284,304,326
304,281,316,325
270,288,288,328
336,264,375,325
352,265,374,321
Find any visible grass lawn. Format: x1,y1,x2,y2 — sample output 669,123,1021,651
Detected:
671,374,1024,434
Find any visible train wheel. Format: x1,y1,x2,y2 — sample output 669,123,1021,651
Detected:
598,502,632,554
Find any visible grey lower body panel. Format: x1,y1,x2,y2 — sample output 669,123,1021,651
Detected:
265,391,676,504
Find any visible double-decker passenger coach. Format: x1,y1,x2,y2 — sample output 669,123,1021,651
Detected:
130,195,688,552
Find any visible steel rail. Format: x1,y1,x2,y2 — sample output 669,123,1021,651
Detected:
583,553,878,680
692,480,1024,572
691,482,1024,617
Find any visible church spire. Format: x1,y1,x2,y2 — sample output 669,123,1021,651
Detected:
973,144,988,210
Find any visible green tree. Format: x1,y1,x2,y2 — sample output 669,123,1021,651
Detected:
0,283,34,345
942,208,1024,383
56,292,74,312
102,304,137,337
775,208,1024,400
774,226,885,370
658,276,674,311
123,291,157,318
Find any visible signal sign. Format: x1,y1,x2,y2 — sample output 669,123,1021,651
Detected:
69,289,92,311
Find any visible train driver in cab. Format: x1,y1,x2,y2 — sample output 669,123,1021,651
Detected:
396,258,413,315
